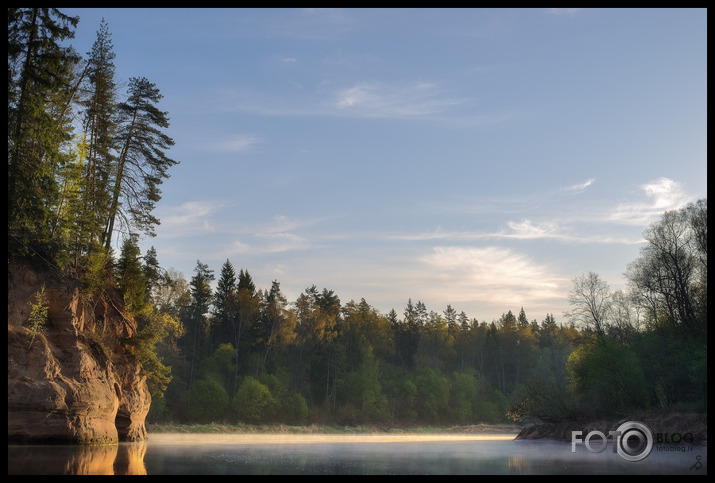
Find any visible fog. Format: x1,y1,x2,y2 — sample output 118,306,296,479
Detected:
8,433,707,475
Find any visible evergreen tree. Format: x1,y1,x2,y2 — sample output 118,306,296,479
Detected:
186,260,214,408
212,259,238,351
232,269,260,393
104,76,178,248
79,18,118,256
142,246,162,300
8,8,80,252
115,234,147,313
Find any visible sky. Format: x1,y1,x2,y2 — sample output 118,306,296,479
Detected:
60,8,707,323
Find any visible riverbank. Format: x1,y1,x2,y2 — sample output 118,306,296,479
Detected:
515,411,707,445
147,422,525,436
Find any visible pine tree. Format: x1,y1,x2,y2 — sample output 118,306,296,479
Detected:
8,8,80,252
142,246,162,300
115,234,148,313
80,18,117,255
104,76,178,249
212,259,238,351
186,260,214,406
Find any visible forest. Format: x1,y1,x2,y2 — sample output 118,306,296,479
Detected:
8,9,707,428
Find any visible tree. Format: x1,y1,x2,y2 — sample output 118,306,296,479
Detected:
185,260,214,409
517,307,529,327
188,378,228,422
626,200,706,336
80,18,118,254
142,246,162,300
565,272,611,337
212,259,238,351
103,76,178,249
566,338,649,415
232,376,276,423
8,8,80,251
256,281,296,374
115,234,147,313
231,269,259,393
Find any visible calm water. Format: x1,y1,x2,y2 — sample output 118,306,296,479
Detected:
7,433,707,475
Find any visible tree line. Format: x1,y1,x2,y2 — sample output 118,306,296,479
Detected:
8,9,706,427
137,193,705,426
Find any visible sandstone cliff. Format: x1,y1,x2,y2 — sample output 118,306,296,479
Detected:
8,259,151,444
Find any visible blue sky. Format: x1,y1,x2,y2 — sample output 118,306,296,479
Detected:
62,8,707,323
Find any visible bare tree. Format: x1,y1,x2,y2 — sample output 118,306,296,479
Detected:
625,200,706,336
565,272,611,337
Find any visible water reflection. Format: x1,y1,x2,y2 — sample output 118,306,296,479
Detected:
9,442,147,475
7,433,707,475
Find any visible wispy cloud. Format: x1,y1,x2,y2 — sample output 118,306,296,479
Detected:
608,177,692,226
215,79,514,125
504,219,565,239
220,214,321,256
208,134,264,153
332,81,466,119
160,200,221,236
562,178,595,192
386,217,641,245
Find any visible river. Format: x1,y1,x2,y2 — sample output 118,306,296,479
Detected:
7,433,707,475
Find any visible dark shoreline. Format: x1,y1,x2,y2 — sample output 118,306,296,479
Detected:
515,411,707,446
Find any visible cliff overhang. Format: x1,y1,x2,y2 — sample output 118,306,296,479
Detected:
8,259,151,444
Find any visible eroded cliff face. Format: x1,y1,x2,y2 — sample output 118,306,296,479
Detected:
7,260,151,444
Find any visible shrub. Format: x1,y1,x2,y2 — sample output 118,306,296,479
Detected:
232,376,276,423
26,284,49,349
567,338,649,414
188,378,229,422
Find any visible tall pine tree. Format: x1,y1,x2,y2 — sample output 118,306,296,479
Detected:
8,8,80,252
79,18,117,257
104,76,178,249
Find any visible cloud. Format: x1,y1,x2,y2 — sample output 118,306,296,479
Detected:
209,134,264,153
220,214,316,256
217,79,507,124
332,81,466,119
608,177,692,226
504,219,563,239
562,178,595,192
160,200,221,236
419,246,565,315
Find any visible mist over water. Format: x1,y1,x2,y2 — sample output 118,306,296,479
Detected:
8,433,707,475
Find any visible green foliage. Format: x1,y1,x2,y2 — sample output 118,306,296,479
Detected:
259,374,308,424
413,368,451,423
80,248,113,298
232,376,277,424
8,8,80,253
26,284,50,348
188,378,229,423
567,338,649,414
127,306,184,398
116,235,147,312
199,343,237,391
450,372,480,424
343,347,389,423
